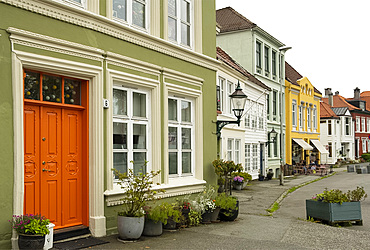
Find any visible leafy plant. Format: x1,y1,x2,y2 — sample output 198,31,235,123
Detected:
346,186,367,202
214,192,237,211
188,210,201,226
10,214,50,236
143,202,181,225
212,159,243,195
192,186,217,214
113,161,164,217
312,187,367,204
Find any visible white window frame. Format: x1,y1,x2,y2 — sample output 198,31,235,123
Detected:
245,144,251,171
57,0,87,9
356,117,360,132
272,91,277,121
258,103,264,130
227,138,233,161
345,117,351,136
252,144,258,170
362,138,367,153
362,117,366,132
368,118,370,132
112,0,149,31
292,99,297,128
168,96,195,177
112,86,150,180
235,139,241,164
313,105,317,130
299,104,303,129
217,77,225,112
256,40,262,71
167,0,193,47
307,106,311,131
227,81,234,115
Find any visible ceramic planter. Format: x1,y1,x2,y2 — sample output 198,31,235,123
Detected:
117,216,145,240
142,218,163,237
306,200,363,225
18,234,45,250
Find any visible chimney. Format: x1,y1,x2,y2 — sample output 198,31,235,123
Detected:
354,87,360,100
324,88,332,97
328,92,333,106
335,91,339,95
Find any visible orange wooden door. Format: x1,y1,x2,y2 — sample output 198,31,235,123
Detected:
24,105,83,229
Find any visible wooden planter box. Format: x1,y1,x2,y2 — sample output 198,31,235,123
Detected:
306,200,363,225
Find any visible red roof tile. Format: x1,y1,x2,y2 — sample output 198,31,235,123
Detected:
216,7,256,33
216,47,270,90
320,102,338,118
322,95,359,111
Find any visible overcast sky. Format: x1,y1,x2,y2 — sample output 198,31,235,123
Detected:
216,0,370,98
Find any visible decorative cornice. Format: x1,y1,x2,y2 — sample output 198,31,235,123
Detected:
2,0,219,70
8,27,104,62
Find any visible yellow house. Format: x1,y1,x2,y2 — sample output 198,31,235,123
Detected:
285,62,323,166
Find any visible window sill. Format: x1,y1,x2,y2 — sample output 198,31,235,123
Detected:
104,177,205,206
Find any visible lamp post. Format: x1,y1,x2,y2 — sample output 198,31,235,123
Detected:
216,81,248,158
279,46,292,186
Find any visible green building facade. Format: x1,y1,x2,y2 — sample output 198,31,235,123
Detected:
0,0,218,247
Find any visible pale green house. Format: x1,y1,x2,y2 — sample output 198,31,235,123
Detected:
216,7,288,178
0,0,218,248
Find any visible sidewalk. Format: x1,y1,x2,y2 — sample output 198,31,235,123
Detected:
87,169,345,249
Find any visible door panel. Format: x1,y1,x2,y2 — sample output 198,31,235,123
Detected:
40,107,62,227
62,110,82,226
24,105,40,215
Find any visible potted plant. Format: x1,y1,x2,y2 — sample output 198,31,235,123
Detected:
191,187,217,224
306,186,367,225
232,175,244,190
212,159,242,195
10,214,50,250
215,192,239,221
159,202,182,230
114,161,164,240
266,171,274,180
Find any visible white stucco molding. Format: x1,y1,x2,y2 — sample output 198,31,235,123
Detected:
10,29,106,239
2,0,218,70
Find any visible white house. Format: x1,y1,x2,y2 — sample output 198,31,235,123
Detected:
216,47,270,179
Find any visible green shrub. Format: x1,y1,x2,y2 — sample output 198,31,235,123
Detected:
361,153,370,162
312,186,367,204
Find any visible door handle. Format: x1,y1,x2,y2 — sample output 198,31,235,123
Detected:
42,168,52,172
42,161,45,165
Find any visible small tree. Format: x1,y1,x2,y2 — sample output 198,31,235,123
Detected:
212,159,242,195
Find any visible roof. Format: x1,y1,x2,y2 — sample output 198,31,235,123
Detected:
216,47,270,90
320,102,338,119
216,7,256,33
285,62,321,94
361,91,370,97
359,92,370,111
331,107,349,116
322,95,359,111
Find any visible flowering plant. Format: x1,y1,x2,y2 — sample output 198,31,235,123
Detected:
233,176,244,185
312,187,367,204
10,214,50,236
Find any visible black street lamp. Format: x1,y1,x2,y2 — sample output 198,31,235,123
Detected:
216,81,248,139
266,128,278,145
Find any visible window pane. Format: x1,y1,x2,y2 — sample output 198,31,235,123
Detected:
24,71,40,100
181,23,190,46
181,101,191,122
113,89,127,116
42,74,62,103
133,152,146,175
168,99,177,121
182,152,191,173
133,124,146,149
168,17,177,41
168,0,176,16
132,0,145,28
169,152,178,174
181,0,190,23
64,78,81,105
133,92,146,117
168,127,177,149
182,128,191,149
113,152,127,177
113,0,127,21
113,122,127,149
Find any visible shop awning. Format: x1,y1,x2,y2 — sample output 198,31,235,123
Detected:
292,138,313,150
310,139,329,154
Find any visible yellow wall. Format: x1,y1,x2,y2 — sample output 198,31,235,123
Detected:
285,77,322,165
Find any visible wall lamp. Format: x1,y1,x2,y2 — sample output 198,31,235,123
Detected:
265,128,278,145
216,81,248,139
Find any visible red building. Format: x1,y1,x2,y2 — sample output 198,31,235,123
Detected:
323,88,370,158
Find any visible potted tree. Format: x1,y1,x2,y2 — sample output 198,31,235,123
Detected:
306,186,367,225
10,214,50,250
114,161,164,240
